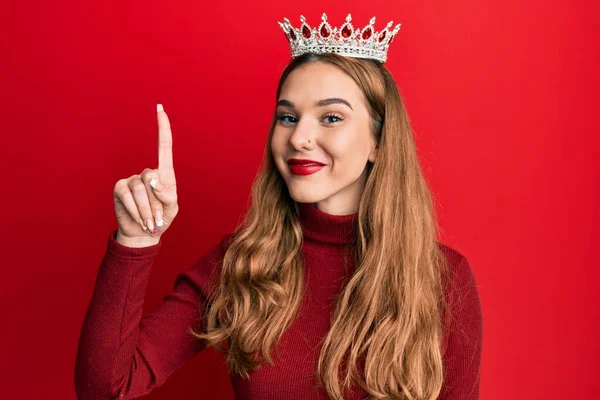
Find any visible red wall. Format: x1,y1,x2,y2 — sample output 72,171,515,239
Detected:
1,0,598,398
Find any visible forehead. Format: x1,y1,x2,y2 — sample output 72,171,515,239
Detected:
279,62,363,105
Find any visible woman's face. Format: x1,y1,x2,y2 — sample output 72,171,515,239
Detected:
271,62,378,215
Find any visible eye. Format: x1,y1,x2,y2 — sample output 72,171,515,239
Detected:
275,112,345,126
276,113,297,125
323,113,344,124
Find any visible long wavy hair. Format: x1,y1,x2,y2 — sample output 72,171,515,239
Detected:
191,52,453,400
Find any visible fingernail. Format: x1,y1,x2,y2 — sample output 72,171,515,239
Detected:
157,104,164,113
150,178,157,189
154,210,163,227
146,218,155,232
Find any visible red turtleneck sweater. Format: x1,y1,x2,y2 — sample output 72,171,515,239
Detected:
75,203,483,399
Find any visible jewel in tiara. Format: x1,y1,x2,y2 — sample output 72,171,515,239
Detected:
278,13,401,63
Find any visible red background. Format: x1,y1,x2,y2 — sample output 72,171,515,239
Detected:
1,0,598,398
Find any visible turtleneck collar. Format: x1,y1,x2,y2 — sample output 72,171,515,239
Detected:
297,202,358,245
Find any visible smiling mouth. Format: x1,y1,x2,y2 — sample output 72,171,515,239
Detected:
291,162,322,166
288,164,326,176
287,159,326,166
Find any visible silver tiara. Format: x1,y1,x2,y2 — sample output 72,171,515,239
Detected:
278,13,401,63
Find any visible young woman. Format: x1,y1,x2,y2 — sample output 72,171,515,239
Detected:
75,13,483,400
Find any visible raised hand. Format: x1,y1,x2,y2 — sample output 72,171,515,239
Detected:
113,104,179,247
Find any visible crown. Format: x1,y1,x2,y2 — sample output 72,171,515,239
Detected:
278,13,401,63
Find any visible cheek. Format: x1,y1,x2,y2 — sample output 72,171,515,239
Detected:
271,131,284,156
326,133,365,165
270,132,288,173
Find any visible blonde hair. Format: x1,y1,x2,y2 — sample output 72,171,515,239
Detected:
192,53,453,400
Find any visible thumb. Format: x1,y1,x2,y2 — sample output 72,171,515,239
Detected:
150,178,165,193
149,178,177,210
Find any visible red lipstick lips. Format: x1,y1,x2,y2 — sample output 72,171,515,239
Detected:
287,158,326,176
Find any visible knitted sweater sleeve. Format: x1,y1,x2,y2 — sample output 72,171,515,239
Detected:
75,229,231,399
439,255,484,400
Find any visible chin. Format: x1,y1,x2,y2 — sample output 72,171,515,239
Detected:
286,184,329,204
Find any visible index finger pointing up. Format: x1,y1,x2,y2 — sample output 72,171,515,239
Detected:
157,104,174,172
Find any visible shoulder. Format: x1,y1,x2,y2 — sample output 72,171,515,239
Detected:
437,242,478,295
437,242,484,349
438,242,467,270
436,242,482,327
194,231,236,280
172,232,236,301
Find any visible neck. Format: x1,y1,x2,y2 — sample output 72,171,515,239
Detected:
297,202,358,245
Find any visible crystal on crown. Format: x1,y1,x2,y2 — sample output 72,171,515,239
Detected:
278,13,401,63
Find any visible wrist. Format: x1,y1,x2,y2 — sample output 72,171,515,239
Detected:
116,231,161,248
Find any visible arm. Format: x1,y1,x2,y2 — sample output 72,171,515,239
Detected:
75,229,230,399
439,256,484,400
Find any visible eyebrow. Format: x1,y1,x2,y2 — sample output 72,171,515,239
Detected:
277,98,354,111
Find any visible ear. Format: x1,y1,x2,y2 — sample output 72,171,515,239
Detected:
368,144,378,163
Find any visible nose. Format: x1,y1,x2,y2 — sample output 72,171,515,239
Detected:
288,118,316,151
